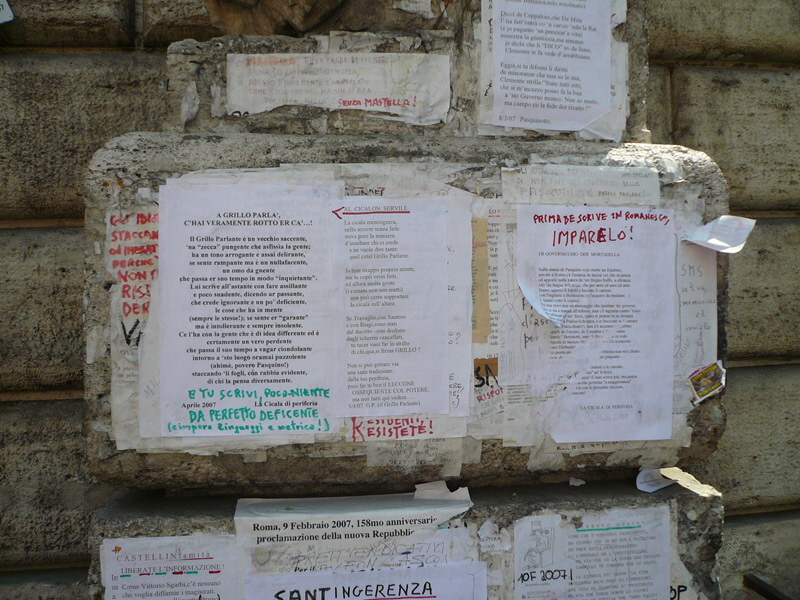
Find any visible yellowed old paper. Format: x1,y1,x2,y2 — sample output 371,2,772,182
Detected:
472,218,491,342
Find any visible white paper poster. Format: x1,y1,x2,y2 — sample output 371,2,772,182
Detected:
334,198,449,416
245,562,488,600
516,205,675,442
158,183,341,437
514,506,669,600
491,0,611,131
227,53,450,125
100,535,238,600
235,489,475,575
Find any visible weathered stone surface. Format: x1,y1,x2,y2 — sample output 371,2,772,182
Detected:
671,67,800,211
646,67,671,144
0,401,117,567
83,133,727,491
87,475,723,599
142,0,469,46
204,0,351,35
0,52,167,219
716,511,800,599
727,219,800,358
0,569,88,600
0,0,132,47
143,0,223,47
687,366,800,512
648,1,800,62
163,4,650,141
0,228,83,390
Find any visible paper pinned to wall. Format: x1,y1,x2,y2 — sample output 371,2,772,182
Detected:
472,218,491,342
515,204,675,442
684,215,756,253
334,197,449,416
347,415,467,441
158,182,343,438
637,467,678,493
0,0,13,23
414,479,471,501
366,437,466,476
578,40,628,142
235,489,475,575
513,506,669,600
478,519,513,554
491,0,611,132
100,535,239,600
245,562,488,600
227,53,450,125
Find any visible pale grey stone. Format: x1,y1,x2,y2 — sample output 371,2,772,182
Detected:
687,366,800,511
671,68,800,211
648,1,800,62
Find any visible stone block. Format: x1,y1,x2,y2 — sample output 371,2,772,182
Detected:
0,52,167,219
648,1,800,62
142,0,223,47
87,475,723,599
0,401,117,567
0,0,132,47
0,569,88,600
0,228,83,391
716,511,800,599
646,67,671,144
162,9,650,141
142,0,453,47
687,366,800,512
671,67,800,211
84,133,727,491
727,219,800,358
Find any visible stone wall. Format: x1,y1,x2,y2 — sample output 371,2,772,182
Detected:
1,0,798,597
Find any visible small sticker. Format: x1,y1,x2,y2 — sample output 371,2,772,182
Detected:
688,361,726,404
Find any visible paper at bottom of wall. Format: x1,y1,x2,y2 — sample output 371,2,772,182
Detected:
100,534,239,600
245,562,488,600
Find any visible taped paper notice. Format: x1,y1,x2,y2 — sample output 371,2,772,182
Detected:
100,535,238,600
158,183,341,438
478,519,512,554
414,479,471,501
684,215,756,253
227,54,450,125
0,0,13,23
235,490,475,575
245,562,488,600
491,0,611,131
688,361,726,404
334,198,449,416
366,437,465,476
473,357,504,419
514,507,669,600
637,467,678,493
515,205,675,442
347,415,466,441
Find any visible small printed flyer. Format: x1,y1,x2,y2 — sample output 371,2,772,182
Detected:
100,535,238,600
